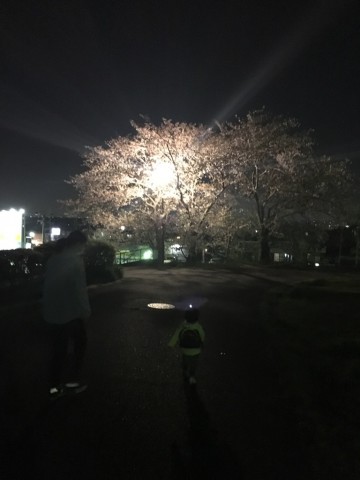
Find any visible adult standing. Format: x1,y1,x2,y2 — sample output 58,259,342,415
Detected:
43,230,91,397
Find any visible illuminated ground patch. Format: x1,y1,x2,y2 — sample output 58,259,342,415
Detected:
147,302,175,310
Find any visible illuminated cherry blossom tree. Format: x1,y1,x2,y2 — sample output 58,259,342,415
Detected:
223,110,352,262
66,112,352,265
67,119,234,264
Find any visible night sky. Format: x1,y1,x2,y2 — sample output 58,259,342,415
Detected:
1,0,359,214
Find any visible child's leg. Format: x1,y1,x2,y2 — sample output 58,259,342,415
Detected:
187,355,199,378
182,354,199,379
182,355,190,379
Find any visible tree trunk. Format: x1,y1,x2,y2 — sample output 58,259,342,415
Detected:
355,227,359,267
155,224,165,267
337,227,343,266
186,233,198,263
259,227,271,264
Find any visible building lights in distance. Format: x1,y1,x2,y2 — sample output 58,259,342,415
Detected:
0,208,25,250
50,227,61,241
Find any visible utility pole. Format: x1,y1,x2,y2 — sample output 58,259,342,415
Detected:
338,226,344,266
22,210,26,248
42,215,45,244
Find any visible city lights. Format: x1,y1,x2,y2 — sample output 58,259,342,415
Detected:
0,208,25,250
50,227,61,241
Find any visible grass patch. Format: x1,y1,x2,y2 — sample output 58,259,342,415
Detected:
266,287,360,478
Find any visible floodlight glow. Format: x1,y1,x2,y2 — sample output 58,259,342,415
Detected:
148,162,176,189
29,231,35,238
169,243,182,255
315,263,320,267
0,208,24,250
51,227,61,236
142,249,153,260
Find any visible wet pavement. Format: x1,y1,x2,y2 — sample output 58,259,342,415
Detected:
0,267,312,479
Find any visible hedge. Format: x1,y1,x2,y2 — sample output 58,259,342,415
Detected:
0,240,122,287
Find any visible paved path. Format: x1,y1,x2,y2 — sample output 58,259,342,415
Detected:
1,267,312,479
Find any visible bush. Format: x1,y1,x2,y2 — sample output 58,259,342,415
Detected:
0,240,123,288
84,241,115,268
34,242,59,266
84,241,122,284
0,249,45,285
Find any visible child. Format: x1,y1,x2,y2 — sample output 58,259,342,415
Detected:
168,307,205,385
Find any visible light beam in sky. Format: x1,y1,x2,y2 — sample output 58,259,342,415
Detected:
211,0,349,126
0,83,98,153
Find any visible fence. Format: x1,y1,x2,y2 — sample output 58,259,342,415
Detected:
115,248,152,265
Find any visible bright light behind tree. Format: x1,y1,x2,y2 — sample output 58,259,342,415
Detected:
147,161,176,191
67,115,351,265
142,249,153,260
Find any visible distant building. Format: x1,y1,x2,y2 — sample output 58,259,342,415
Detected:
25,214,88,247
0,208,25,250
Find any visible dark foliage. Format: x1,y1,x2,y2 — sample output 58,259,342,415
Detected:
0,240,122,288
0,249,45,285
84,241,122,284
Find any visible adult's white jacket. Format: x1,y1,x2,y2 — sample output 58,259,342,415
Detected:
42,249,91,324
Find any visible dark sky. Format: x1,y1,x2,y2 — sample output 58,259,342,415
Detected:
1,0,359,214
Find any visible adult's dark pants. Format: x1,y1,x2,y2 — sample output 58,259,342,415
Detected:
50,318,87,387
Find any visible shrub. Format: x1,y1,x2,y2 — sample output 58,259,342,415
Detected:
0,249,45,285
84,241,115,268
84,241,122,284
0,240,123,287
34,242,59,266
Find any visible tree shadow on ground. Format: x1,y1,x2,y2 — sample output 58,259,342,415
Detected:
172,382,242,479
